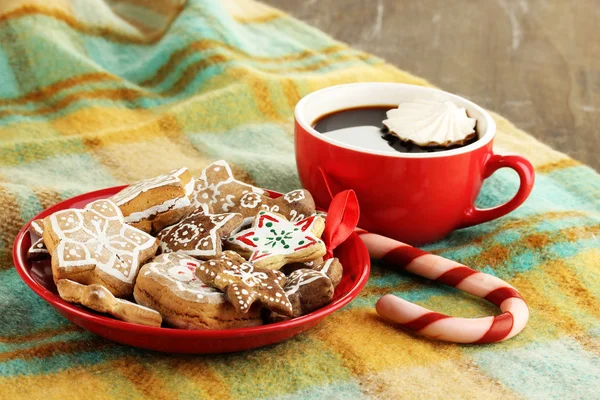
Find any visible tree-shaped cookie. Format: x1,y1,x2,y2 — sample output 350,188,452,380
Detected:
196,251,293,316
42,199,158,297
226,211,326,270
193,160,264,212
157,208,242,260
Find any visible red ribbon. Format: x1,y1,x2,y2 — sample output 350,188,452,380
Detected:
322,190,360,259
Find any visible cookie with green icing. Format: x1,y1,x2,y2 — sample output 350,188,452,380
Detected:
225,211,326,270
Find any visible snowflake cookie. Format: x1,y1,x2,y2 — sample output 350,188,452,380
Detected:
57,279,162,327
196,251,293,316
193,160,264,213
134,253,262,329
157,207,242,260
42,199,158,298
226,211,326,270
111,167,195,234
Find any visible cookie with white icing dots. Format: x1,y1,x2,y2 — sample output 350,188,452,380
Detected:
27,219,50,261
196,250,293,316
230,189,316,223
57,279,162,327
193,160,264,213
42,199,158,298
225,211,326,270
134,253,262,329
283,257,343,288
111,167,195,234
157,208,242,260
268,268,334,322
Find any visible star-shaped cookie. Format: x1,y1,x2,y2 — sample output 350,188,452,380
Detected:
157,207,242,259
196,251,293,316
226,211,326,270
42,199,158,297
193,160,264,212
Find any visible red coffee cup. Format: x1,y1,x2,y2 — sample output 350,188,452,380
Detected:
295,83,535,246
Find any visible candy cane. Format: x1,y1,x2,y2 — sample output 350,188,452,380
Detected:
356,229,529,343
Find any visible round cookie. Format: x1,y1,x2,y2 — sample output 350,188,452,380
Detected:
134,253,262,330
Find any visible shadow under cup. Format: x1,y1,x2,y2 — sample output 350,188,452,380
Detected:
294,83,535,246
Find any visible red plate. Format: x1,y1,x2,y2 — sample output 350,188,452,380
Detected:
12,186,370,353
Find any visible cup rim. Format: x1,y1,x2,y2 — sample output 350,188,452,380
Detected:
294,82,496,159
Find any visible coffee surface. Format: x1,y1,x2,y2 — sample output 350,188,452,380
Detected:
313,106,478,153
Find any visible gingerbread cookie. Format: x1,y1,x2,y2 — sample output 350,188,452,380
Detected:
283,257,343,288
226,211,326,270
27,219,50,261
268,268,334,322
230,189,316,224
57,279,162,327
134,253,262,329
196,251,293,316
193,160,264,213
111,168,195,234
42,199,158,297
157,208,242,260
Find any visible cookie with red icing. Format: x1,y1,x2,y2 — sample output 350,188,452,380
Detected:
268,268,334,322
57,279,162,327
111,168,195,234
134,253,262,329
230,189,316,224
42,199,158,297
195,251,293,316
157,208,242,260
193,160,264,213
225,211,326,270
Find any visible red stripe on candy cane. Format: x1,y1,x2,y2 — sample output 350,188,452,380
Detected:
401,312,450,331
357,229,529,344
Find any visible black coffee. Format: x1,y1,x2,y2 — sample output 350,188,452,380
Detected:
313,105,479,153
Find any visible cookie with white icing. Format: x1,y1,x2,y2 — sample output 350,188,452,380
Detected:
230,189,316,224
134,253,262,329
27,219,50,261
225,211,326,270
157,208,242,260
283,257,343,288
193,160,264,213
268,268,334,322
111,168,195,234
57,279,162,327
42,199,158,298
196,250,293,316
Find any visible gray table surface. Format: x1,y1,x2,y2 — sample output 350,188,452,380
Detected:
265,0,599,171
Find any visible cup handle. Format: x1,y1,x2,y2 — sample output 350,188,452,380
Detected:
459,153,535,228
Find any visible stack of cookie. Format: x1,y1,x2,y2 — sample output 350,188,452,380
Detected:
28,161,343,329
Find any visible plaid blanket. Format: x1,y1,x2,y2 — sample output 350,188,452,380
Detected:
1,0,599,398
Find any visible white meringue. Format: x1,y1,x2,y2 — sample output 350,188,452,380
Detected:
383,99,477,146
